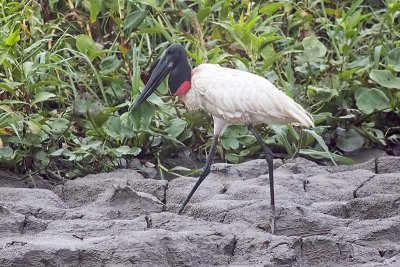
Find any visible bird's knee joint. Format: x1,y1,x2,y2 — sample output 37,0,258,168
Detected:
265,154,273,164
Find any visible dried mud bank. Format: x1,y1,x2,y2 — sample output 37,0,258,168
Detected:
1,156,400,266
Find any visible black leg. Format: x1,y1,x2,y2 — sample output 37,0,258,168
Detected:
178,134,219,215
248,124,276,234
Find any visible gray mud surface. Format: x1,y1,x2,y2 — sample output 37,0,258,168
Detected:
1,156,400,266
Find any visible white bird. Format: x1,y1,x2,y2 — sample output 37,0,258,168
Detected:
133,43,314,234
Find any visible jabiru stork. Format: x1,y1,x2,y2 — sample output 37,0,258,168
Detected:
132,43,314,234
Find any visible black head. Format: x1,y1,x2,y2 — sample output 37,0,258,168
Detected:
165,43,186,66
132,43,191,108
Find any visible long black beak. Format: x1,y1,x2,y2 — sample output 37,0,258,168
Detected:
132,54,173,109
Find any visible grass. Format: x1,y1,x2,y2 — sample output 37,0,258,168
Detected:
0,0,399,181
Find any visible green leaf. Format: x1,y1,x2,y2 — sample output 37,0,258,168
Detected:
24,39,49,54
23,61,33,77
0,82,22,96
50,148,65,157
76,35,103,60
34,150,50,165
302,36,327,58
348,57,370,69
73,93,102,115
223,125,248,138
369,70,400,89
81,140,102,150
299,149,355,164
5,28,20,46
197,7,211,23
171,166,192,172
303,129,336,166
355,88,391,114
237,135,256,146
100,55,123,74
104,116,122,139
25,121,41,134
130,0,160,10
307,86,338,102
0,100,28,105
89,0,101,23
166,118,187,138
151,18,174,43
47,118,69,134
32,92,56,105
130,101,155,130
113,146,141,157
339,67,361,80
336,128,365,152
225,152,240,163
271,125,295,156
0,147,14,160
373,45,382,69
386,48,400,67
364,128,386,146
260,2,284,16
221,138,240,150
124,10,148,30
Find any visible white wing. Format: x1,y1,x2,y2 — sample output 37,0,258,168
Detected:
187,64,314,127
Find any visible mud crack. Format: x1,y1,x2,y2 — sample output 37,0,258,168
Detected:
225,235,237,264
18,215,29,234
162,181,168,205
353,174,376,198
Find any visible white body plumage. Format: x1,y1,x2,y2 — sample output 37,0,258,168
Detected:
181,64,314,135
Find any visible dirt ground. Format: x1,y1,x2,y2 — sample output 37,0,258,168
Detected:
1,156,400,266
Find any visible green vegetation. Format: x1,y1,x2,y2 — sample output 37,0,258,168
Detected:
0,0,399,180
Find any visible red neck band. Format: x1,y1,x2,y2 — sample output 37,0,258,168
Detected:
174,81,191,96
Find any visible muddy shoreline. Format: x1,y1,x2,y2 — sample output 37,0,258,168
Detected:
1,156,400,266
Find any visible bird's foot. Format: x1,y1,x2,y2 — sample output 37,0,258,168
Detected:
178,205,185,215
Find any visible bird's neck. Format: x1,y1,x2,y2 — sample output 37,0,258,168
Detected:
169,58,192,96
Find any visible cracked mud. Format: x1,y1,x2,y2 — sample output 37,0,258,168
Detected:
1,156,400,266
